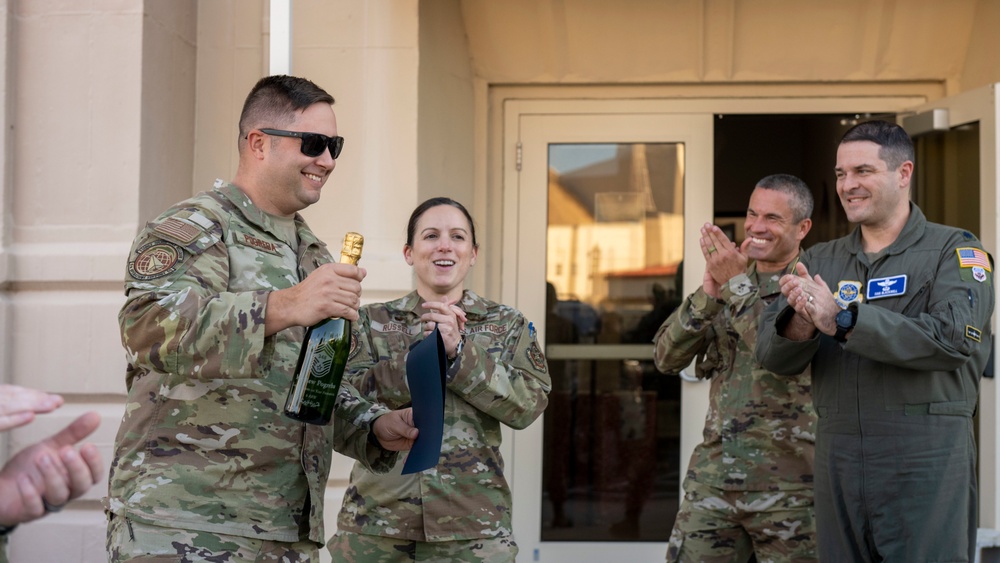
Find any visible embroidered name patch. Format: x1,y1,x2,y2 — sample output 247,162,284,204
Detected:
866,274,907,300
236,233,281,255
370,320,421,336
128,240,183,280
966,325,983,342
957,247,991,271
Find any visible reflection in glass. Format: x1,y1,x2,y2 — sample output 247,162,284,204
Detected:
542,143,683,542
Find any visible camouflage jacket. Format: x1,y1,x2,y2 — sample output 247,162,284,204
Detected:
335,290,552,542
653,259,815,491
106,180,395,544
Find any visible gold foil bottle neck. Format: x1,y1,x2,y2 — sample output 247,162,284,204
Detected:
340,232,364,265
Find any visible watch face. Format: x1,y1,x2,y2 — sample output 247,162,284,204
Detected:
836,309,853,329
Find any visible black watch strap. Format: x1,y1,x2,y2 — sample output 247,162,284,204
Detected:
834,304,857,343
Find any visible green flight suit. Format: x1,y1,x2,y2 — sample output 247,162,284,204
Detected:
757,204,994,562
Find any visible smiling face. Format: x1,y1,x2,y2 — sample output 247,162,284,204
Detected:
835,140,912,229
253,102,339,217
404,204,478,302
743,187,811,272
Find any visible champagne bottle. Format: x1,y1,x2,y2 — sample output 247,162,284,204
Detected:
283,232,364,425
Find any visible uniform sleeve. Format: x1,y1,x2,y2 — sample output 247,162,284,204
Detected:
845,240,995,371
331,310,401,472
119,209,270,385
755,297,821,375
331,382,398,473
652,287,723,376
446,312,551,430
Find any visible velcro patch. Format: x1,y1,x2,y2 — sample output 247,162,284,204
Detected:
236,232,281,255
527,341,547,373
154,217,202,244
128,240,184,280
957,247,991,271
867,274,907,300
966,325,983,342
348,330,361,361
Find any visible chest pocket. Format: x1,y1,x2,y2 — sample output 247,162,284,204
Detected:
226,224,300,292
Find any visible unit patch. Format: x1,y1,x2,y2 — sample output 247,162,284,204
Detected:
966,325,983,343
527,341,547,373
835,281,863,309
129,240,183,280
866,274,907,300
348,330,361,361
973,267,988,283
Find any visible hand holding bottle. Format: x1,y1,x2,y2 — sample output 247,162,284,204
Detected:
265,262,366,335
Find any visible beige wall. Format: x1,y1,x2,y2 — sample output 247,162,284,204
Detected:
2,1,1000,561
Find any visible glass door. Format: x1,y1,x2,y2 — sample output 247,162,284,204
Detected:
502,103,713,562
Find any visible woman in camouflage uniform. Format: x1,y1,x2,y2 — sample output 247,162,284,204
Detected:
329,197,551,562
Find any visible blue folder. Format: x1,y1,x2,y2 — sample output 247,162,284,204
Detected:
401,327,447,474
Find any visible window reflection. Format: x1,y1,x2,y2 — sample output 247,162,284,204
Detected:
542,143,683,542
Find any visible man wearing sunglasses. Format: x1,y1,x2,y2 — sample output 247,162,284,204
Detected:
105,75,418,561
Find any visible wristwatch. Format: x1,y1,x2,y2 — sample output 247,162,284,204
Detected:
834,303,858,343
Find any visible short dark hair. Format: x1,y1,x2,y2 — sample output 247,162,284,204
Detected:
238,75,334,142
839,120,914,171
406,197,478,248
755,173,814,223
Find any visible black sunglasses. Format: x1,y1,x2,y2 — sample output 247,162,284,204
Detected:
258,128,345,159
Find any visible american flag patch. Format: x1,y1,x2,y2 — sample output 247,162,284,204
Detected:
957,247,991,271
154,217,201,244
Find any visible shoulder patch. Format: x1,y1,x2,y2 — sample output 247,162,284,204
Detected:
526,341,547,373
956,247,991,271
128,240,184,280
153,217,202,245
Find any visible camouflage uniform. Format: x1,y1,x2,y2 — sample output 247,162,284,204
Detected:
105,181,397,555
330,290,551,561
654,259,817,562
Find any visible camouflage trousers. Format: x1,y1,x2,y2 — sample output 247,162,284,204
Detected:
107,514,319,562
327,530,518,562
666,479,817,563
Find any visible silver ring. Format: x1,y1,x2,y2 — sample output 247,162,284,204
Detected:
42,499,65,513
807,294,814,303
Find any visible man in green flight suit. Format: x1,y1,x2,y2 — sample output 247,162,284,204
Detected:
655,174,817,562
756,120,994,562
105,75,417,561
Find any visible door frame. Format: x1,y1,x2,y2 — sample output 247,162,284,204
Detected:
906,84,1000,529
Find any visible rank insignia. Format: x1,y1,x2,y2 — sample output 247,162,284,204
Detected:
128,240,183,280
867,274,907,300
527,341,547,373
835,281,863,308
